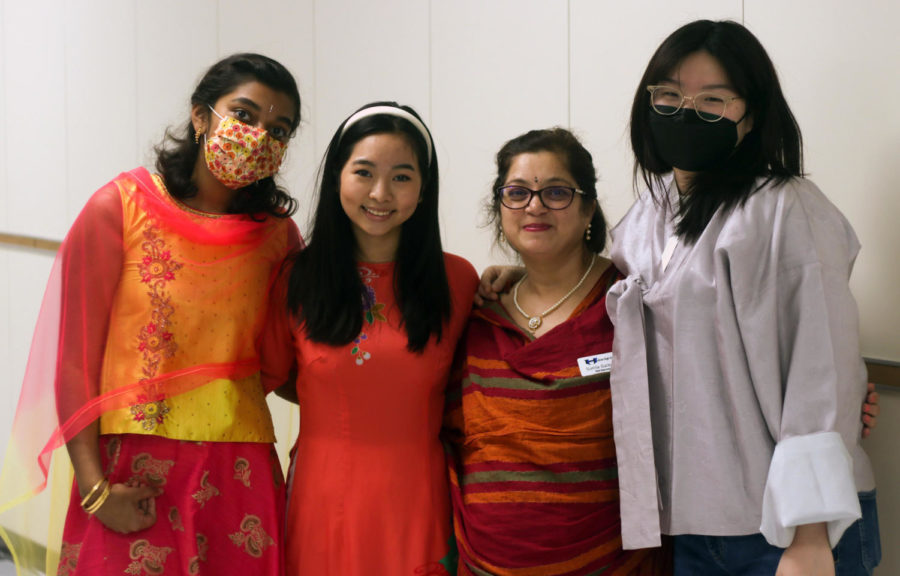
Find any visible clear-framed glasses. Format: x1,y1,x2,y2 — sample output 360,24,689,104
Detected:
495,185,586,210
646,85,742,122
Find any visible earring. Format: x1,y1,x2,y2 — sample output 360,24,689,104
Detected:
194,126,204,144
585,223,592,242
499,229,507,244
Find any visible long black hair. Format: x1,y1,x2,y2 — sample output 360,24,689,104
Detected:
630,20,803,243
154,53,301,218
287,102,450,352
489,127,607,254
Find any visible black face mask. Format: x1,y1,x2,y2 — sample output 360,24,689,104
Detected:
648,108,739,172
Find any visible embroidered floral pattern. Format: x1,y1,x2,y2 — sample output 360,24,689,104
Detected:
125,539,173,575
351,333,371,365
135,221,180,385
131,453,175,487
130,395,170,432
191,471,220,508
187,533,209,574
351,266,387,365
228,514,275,558
234,457,251,488
168,507,184,532
57,541,80,576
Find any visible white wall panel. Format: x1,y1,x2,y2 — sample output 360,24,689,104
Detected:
0,249,55,470
4,0,68,240
219,0,318,231
313,0,431,186
431,0,569,273
0,0,7,231
570,2,742,228
64,0,138,220
135,1,218,170
744,2,900,364
0,251,9,462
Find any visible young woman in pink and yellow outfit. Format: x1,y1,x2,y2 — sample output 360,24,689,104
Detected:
0,53,302,575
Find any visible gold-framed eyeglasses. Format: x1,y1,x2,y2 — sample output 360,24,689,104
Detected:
646,85,742,122
495,185,587,210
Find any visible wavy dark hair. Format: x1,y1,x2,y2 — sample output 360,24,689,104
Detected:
286,102,449,352
489,127,607,254
154,53,301,218
630,20,803,243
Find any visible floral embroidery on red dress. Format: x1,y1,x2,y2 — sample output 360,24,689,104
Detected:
352,266,387,365
234,457,252,488
130,216,182,431
191,470,220,507
130,452,175,487
125,539,173,575
187,533,209,574
228,514,275,558
56,541,80,576
168,506,184,532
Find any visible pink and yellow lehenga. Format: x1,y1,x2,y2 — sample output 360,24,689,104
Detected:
0,167,301,575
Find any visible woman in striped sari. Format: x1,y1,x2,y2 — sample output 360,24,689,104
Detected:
444,128,671,575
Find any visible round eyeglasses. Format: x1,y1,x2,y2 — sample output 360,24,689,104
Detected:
646,85,742,122
495,185,586,210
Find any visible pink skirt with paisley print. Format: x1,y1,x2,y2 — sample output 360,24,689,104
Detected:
57,434,285,576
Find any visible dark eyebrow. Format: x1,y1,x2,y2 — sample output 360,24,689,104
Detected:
230,97,294,126
350,159,417,172
506,176,573,187
230,97,261,111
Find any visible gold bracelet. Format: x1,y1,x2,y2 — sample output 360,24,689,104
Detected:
83,481,111,515
79,477,107,508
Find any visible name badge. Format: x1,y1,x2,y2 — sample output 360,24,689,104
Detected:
577,352,612,377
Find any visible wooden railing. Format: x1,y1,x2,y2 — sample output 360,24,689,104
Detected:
1,231,898,388
0,231,61,251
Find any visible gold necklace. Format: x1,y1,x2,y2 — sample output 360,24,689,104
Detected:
513,254,596,333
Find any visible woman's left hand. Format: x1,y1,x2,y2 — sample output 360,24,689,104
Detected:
775,522,834,576
861,382,879,439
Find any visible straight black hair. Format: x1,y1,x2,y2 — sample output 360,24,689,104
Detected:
155,53,301,218
286,102,449,352
489,127,607,254
630,20,803,243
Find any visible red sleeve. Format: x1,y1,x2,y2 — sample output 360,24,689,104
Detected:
56,182,125,426
259,255,299,395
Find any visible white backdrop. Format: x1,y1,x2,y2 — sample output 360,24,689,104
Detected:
1,0,898,570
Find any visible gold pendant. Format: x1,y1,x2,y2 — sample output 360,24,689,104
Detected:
528,316,542,332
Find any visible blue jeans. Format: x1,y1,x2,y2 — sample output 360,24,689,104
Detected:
673,490,881,576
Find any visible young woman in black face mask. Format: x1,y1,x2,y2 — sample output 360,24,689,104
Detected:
606,19,880,576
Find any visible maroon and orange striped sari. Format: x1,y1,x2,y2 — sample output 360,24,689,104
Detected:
444,268,671,576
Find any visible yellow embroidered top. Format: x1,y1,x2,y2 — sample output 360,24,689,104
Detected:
96,171,297,442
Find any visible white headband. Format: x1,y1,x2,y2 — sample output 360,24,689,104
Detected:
339,106,433,165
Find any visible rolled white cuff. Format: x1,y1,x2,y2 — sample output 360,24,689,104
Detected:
761,431,861,548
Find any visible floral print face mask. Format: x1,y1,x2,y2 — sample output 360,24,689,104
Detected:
203,106,288,190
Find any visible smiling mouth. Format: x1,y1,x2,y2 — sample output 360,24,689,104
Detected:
363,206,393,217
